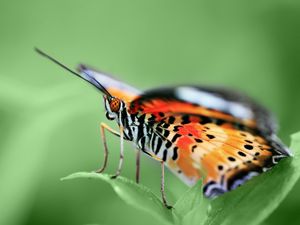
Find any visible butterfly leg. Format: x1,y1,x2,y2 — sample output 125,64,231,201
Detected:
141,151,172,208
95,122,120,173
161,161,173,209
111,126,124,179
135,149,141,183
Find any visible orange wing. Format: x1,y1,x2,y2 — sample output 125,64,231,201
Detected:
133,86,291,197
149,114,288,198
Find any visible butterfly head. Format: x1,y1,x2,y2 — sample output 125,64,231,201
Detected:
104,96,125,120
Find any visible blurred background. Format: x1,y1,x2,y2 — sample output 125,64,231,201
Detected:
0,0,300,225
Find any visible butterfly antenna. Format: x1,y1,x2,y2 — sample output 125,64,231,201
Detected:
35,48,113,98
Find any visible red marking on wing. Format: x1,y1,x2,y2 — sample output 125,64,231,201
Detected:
176,136,201,178
177,136,194,149
178,124,202,138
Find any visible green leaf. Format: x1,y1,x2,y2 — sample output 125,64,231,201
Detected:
173,180,209,225
173,180,202,216
61,172,174,225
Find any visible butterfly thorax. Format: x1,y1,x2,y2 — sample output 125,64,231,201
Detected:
118,110,178,163
117,108,153,151
107,103,169,162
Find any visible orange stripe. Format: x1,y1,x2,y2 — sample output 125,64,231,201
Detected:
135,100,256,128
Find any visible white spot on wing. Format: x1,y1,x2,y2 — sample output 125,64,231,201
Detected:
175,87,254,120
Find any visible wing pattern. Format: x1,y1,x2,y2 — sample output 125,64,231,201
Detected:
131,86,291,197
144,113,287,197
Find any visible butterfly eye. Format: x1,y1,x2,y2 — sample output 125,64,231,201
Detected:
109,98,121,112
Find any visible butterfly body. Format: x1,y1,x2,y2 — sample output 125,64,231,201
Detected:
36,49,291,202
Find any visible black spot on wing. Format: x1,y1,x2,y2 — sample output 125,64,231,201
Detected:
181,115,190,124
228,157,236,162
238,151,247,157
168,116,176,124
200,116,212,124
171,134,181,143
244,144,253,150
195,138,203,143
159,112,165,117
191,145,197,152
162,123,170,129
173,125,182,132
218,165,223,171
216,119,225,125
207,134,215,139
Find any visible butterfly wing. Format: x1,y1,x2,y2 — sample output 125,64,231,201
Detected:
130,85,290,156
130,86,266,128
78,64,142,102
132,86,291,197
149,113,286,198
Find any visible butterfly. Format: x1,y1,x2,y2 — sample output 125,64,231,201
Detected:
36,48,292,208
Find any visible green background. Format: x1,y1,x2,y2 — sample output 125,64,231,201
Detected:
0,1,299,225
